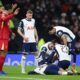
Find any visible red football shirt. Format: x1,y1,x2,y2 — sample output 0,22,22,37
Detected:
0,12,14,51
0,13,14,40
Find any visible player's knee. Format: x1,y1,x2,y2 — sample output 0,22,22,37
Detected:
22,54,26,60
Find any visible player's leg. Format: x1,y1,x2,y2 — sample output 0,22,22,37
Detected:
44,64,59,75
69,40,77,73
40,64,68,75
0,51,7,75
38,51,47,66
71,52,77,73
58,60,71,75
28,71,39,75
0,40,8,75
21,53,26,74
30,43,38,66
58,60,70,70
21,43,30,74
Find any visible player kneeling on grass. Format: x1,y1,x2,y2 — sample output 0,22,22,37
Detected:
48,26,77,73
37,40,58,66
28,43,72,75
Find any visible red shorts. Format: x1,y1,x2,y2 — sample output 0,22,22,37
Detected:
0,39,9,51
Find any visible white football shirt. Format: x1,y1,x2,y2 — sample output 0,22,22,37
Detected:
21,18,36,43
54,26,75,42
55,44,71,61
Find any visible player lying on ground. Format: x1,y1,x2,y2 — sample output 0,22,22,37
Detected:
28,41,72,75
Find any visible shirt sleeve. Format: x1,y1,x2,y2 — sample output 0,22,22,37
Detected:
56,30,63,37
1,14,14,21
41,47,47,52
18,21,24,30
47,48,58,64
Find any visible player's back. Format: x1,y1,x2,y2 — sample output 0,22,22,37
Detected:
55,44,71,61
54,26,75,42
40,42,53,56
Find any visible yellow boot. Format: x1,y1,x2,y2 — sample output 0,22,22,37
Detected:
71,64,77,73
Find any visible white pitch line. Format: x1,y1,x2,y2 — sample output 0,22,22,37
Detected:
0,76,52,80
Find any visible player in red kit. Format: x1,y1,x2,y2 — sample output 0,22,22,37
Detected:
0,4,19,75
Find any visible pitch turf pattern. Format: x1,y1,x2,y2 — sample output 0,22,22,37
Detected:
0,66,80,80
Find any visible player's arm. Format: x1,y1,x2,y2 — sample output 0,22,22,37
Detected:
39,47,47,64
61,35,67,46
17,21,28,42
17,21,25,38
34,27,38,43
1,14,14,21
1,8,19,21
11,4,17,13
47,49,58,64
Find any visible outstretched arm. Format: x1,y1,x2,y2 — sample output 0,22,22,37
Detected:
1,14,14,21
1,8,19,21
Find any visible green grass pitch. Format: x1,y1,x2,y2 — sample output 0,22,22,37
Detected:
0,66,80,80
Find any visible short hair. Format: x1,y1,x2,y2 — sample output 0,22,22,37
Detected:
27,10,33,14
5,4,12,10
47,26,53,31
51,40,56,44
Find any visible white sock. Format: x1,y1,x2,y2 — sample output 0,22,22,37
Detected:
21,55,26,73
34,56,39,67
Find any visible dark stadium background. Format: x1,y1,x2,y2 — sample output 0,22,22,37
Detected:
1,0,80,53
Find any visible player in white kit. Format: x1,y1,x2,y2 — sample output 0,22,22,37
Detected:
28,43,71,75
48,26,77,73
38,40,57,66
44,43,71,75
17,10,38,74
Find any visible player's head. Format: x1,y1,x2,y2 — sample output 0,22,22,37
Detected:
48,40,56,50
48,26,56,35
0,5,8,15
0,6,5,13
4,4,13,14
26,10,33,20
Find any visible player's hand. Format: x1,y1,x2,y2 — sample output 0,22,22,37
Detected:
23,37,28,42
36,39,38,44
11,32,16,40
14,8,20,15
12,3,17,9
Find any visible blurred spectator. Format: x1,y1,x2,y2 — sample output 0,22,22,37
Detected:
59,12,70,27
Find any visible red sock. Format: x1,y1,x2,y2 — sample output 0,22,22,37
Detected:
0,56,5,72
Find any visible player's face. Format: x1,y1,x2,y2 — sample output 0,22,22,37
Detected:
26,13,33,20
2,10,8,15
7,9,12,14
49,28,56,35
0,6,5,12
53,28,56,34
48,43,55,50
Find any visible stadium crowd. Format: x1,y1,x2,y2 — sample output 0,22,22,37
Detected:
1,0,80,52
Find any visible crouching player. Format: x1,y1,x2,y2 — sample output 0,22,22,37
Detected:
48,26,77,73
37,40,58,66
28,42,72,75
